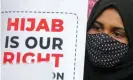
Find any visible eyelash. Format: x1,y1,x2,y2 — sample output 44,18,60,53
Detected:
91,23,126,38
92,25,125,37
113,31,125,38
92,25,103,31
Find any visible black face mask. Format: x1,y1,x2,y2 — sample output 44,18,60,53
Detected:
86,33,129,68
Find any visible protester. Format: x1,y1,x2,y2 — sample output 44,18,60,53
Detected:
84,0,133,80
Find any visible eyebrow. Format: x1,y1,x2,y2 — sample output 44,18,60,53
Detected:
95,21,104,27
95,21,125,31
111,26,125,31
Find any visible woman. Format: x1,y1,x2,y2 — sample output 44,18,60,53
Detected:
84,0,133,80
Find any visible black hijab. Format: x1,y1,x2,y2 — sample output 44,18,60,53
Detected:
84,0,133,80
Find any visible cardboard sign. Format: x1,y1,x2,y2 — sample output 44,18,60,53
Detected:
1,0,88,80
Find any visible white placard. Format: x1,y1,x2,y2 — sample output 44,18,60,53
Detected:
1,0,88,80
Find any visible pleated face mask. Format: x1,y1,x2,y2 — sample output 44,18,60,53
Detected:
86,33,129,68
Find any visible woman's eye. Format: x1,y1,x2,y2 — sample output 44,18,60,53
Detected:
92,25,102,31
113,31,125,38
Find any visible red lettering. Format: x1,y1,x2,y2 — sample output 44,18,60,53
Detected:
16,52,21,63
36,19,49,31
22,52,35,63
37,53,50,62
3,52,63,67
52,19,64,32
7,18,19,31
3,52,14,64
7,18,64,32
20,18,25,31
26,18,35,31
52,54,63,67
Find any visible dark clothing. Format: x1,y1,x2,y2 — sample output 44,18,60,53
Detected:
84,0,133,80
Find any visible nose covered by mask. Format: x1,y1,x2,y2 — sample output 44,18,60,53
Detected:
86,33,129,68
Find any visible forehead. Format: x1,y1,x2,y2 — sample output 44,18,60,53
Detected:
96,8,124,29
